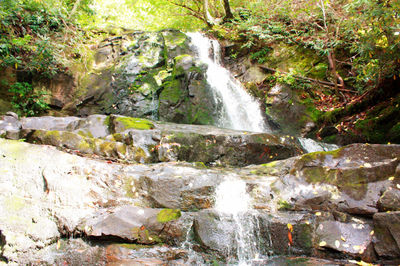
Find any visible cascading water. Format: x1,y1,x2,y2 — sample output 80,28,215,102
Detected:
187,32,269,133
187,33,267,265
214,177,263,265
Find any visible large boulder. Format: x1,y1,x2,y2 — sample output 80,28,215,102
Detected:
75,30,218,126
248,144,400,216
83,206,191,245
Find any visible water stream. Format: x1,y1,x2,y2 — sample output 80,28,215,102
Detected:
214,178,263,265
187,32,269,133
185,33,337,265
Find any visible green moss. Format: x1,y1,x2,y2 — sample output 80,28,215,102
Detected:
174,54,191,63
116,143,127,155
133,147,148,163
193,162,207,169
299,147,343,164
159,79,182,104
116,116,155,130
277,199,293,211
104,116,111,127
262,161,278,168
163,31,188,47
297,223,313,249
264,42,326,79
99,141,115,155
322,134,337,143
184,105,213,125
112,133,124,142
44,130,61,139
77,130,94,138
156,209,181,223
118,243,153,250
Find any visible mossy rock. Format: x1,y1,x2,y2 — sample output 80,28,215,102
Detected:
159,78,182,105
156,209,181,223
112,116,155,132
262,42,327,79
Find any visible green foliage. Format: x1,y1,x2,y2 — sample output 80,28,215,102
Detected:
89,0,203,31
250,47,270,64
0,0,69,78
8,82,49,116
215,0,399,95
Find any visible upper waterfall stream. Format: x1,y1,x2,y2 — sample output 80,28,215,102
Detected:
187,32,269,133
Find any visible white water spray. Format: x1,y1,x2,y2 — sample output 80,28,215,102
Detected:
187,32,269,133
214,177,262,265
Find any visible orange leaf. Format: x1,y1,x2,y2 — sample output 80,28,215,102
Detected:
140,225,146,230
288,231,293,246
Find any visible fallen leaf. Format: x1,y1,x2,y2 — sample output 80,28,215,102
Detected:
335,240,340,248
388,176,395,181
341,236,346,242
319,241,327,247
363,163,372,168
315,212,322,216
370,230,374,236
288,231,293,246
287,223,293,232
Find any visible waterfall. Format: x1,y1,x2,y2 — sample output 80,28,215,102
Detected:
214,177,262,265
187,32,269,133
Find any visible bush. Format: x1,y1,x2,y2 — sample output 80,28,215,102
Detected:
9,82,49,116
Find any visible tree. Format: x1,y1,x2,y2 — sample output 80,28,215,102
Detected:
318,0,345,93
167,0,234,27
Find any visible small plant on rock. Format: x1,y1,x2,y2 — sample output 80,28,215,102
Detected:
9,82,49,117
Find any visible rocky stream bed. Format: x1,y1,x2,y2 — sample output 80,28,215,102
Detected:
1,112,400,265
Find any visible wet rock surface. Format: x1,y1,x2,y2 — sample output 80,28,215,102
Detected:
1,119,400,264
1,114,305,166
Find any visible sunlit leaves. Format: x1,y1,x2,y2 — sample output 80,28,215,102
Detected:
89,0,204,31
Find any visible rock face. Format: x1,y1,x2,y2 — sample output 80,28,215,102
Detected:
2,114,304,166
1,117,400,264
75,30,218,126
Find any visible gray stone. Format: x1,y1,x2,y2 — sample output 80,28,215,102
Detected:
0,114,21,134
138,165,219,210
21,116,81,131
377,188,400,211
373,211,400,258
5,111,18,119
315,219,373,258
84,205,191,245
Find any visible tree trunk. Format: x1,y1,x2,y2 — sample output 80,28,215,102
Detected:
222,0,233,22
328,51,345,89
203,0,217,26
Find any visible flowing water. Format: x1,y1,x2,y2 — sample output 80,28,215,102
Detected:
187,33,269,264
185,33,339,265
214,177,264,265
187,32,269,133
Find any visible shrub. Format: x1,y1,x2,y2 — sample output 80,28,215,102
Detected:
9,82,49,116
